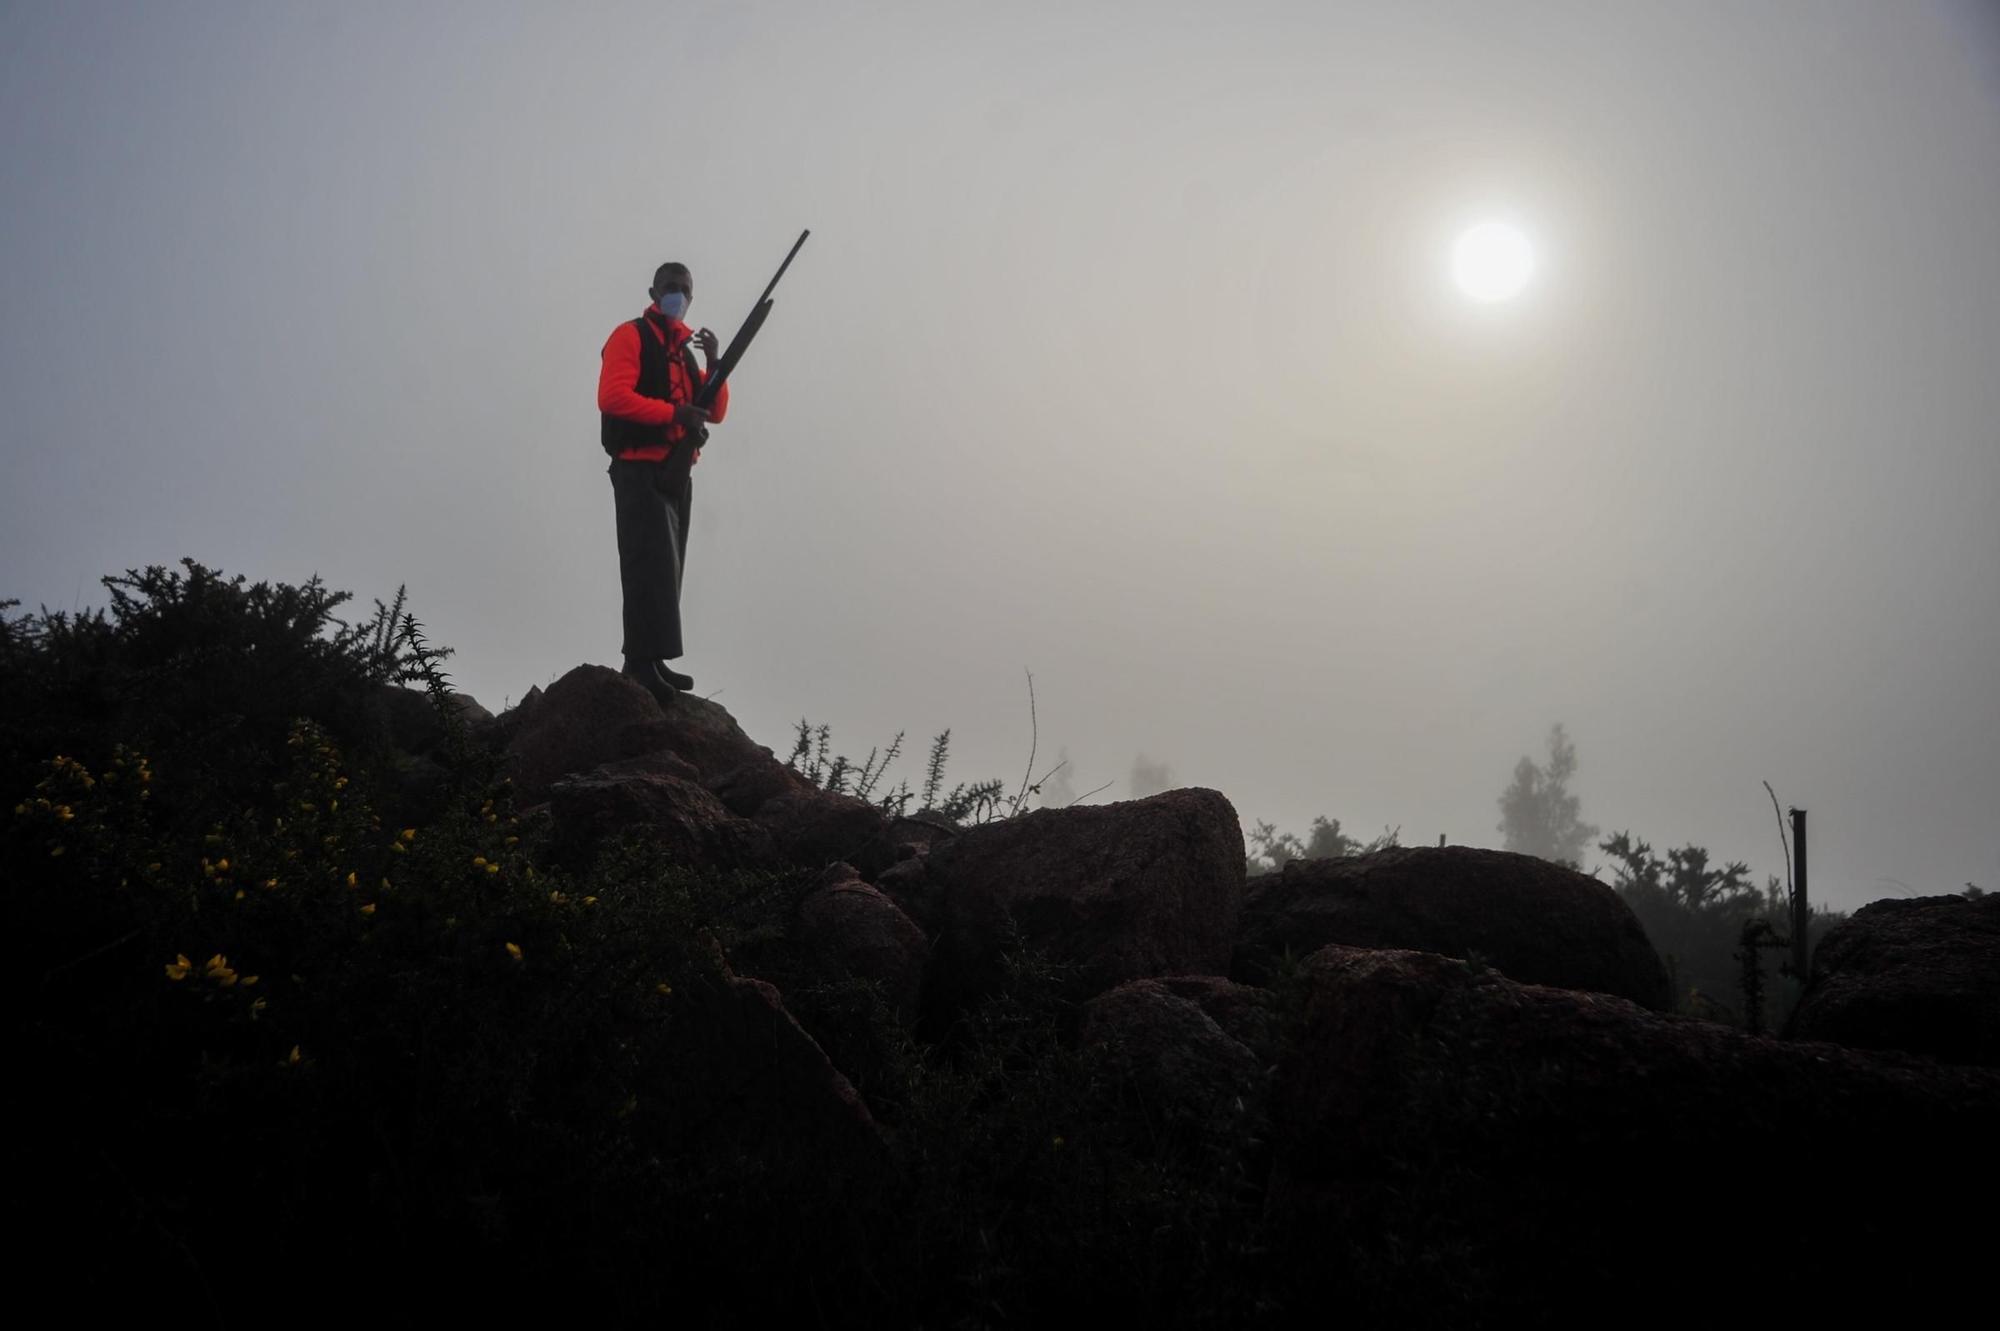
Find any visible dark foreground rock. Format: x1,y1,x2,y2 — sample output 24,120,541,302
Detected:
1267,945,2000,1322
1081,978,1266,1146
547,760,778,871
501,666,678,803
658,955,887,1171
1235,846,1671,1009
892,788,1246,1020
1786,892,2000,1066
754,789,896,877
794,862,930,1020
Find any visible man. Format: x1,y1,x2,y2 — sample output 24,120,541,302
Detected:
598,261,729,705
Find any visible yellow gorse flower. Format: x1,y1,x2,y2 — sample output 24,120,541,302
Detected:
203,954,239,987
165,954,193,982
505,942,523,963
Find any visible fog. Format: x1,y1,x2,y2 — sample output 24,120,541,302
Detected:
4,0,1995,910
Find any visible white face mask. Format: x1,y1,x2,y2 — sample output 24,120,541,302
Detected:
655,291,689,321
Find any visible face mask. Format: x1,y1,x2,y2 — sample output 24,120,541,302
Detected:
655,291,689,321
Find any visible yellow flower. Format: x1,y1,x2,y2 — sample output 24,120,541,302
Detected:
242,974,259,986
165,954,192,982
204,954,238,986
582,895,597,907
345,871,357,889
285,1045,303,1067
400,828,416,843
49,845,65,858
1052,1136,1065,1150
504,836,519,846
215,858,229,872
250,998,268,1018
390,842,405,855
472,856,487,869
380,878,392,890
55,805,73,821
505,942,523,963
263,877,278,890
655,982,673,997
359,902,376,917
549,890,568,905
484,863,499,876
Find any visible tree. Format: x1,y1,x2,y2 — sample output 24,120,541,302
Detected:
1496,722,1599,866
1129,753,1174,799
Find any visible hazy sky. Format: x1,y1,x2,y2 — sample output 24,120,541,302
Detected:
4,1,1995,909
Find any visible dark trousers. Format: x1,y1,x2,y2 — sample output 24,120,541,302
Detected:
608,459,692,660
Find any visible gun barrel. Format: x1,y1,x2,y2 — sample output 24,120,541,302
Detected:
691,230,808,411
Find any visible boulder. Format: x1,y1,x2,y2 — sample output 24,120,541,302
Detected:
370,683,493,755
1081,979,1265,1143
619,690,773,780
794,862,930,1020
1234,846,1671,1009
706,753,816,818
754,789,895,876
1786,893,2000,1066
911,788,1246,1017
1149,974,1285,1066
1266,945,2000,1320
547,764,777,871
502,666,676,803
660,962,886,1170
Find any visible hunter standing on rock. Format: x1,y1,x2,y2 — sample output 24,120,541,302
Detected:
599,261,730,705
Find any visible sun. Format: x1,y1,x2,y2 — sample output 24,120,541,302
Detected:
1452,221,1535,302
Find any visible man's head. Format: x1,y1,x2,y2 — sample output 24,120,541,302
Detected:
650,262,693,319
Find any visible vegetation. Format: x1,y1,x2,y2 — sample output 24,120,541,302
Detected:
5,563,1271,1325
1496,722,1598,866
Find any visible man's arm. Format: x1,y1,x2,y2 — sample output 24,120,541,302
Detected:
597,323,674,425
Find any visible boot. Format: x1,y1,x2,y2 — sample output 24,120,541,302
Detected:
621,656,679,707
655,660,694,691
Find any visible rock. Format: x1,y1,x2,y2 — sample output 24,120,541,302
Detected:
371,683,493,755
913,788,1245,1017
706,753,816,818
1081,979,1265,1143
794,863,930,1019
548,764,777,871
887,812,961,851
754,790,895,876
1786,893,2000,1066
662,963,886,1169
618,690,772,780
1265,944,2000,1320
1234,846,1671,1009
1150,975,1285,1066
502,666,675,803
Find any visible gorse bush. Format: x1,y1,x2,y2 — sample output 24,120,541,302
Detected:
0,559,435,831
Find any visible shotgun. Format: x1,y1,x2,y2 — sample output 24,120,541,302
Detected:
666,229,809,483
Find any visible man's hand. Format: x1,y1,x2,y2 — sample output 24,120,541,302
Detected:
694,327,720,364
673,402,710,431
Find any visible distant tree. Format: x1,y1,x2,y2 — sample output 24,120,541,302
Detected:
1497,723,1599,866
1129,754,1174,799
1246,815,1398,877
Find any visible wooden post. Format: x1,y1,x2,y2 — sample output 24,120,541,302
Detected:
1790,808,1810,982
